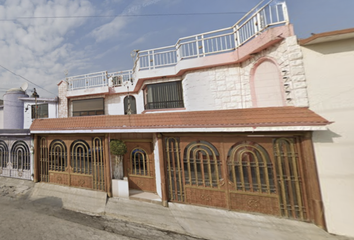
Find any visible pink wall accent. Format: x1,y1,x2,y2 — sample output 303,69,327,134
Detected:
250,57,286,107
134,24,295,92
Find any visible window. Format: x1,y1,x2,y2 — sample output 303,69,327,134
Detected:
72,98,104,116
130,148,150,176
124,96,137,115
31,103,48,119
144,81,184,110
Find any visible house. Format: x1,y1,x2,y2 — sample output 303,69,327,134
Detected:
299,28,354,238
0,86,58,181
30,0,331,233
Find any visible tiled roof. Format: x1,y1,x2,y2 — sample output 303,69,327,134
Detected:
30,107,330,132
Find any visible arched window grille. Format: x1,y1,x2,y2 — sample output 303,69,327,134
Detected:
71,140,91,174
11,141,30,171
183,141,222,188
0,140,8,169
49,140,67,171
124,95,137,115
130,148,150,176
227,141,275,194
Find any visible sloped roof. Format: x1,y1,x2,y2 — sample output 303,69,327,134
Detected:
299,28,354,45
30,107,330,133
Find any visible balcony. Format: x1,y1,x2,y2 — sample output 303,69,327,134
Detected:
66,0,289,92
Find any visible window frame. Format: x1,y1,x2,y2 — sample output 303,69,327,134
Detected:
72,98,105,117
31,103,48,119
144,81,184,110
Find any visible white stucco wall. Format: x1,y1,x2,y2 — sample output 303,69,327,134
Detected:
153,135,162,198
0,108,3,129
23,101,58,129
302,38,354,238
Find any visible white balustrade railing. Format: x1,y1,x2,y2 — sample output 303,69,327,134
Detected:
67,0,288,91
67,71,108,91
138,0,289,70
67,70,133,91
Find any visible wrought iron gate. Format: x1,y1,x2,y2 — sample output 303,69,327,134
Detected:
165,136,308,221
39,137,105,191
124,141,156,192
0,140,31,179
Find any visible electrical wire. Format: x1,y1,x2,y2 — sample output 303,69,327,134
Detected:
0,12,247,21
0,64,57,96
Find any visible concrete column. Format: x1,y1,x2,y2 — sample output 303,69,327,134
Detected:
157,133,168,207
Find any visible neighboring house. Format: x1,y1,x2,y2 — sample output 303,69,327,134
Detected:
0,100,3,129
300,28,354,238
0,87,58,181
30,0,331,234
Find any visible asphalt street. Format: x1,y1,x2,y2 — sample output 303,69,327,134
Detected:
0,184,201,240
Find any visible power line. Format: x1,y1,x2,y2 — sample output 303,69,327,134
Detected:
0,64,57,96
0,12,246,21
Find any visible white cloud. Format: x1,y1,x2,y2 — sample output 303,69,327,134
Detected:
0,0,95,97
90,0,164,43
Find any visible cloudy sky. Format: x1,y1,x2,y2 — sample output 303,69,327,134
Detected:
0,0,353,98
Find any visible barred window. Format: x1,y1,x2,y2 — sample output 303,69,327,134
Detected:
31,103,48,119
144,81,184,110
227,141,276,194
130,148,150,176
183,141,222,188
49,140,67,172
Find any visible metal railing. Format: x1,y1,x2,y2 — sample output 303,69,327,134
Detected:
138,0,289,70
67,70,133,91
66,0,289,91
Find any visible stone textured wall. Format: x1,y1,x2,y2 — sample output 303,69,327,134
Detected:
181,35,308,111
58,81,68,118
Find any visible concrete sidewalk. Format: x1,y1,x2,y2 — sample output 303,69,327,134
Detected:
105,197,352,240
1,177,352,240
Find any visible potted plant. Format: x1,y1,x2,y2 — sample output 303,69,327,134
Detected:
110,139,127,179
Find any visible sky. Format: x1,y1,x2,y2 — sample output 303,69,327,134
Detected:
0,0,353,98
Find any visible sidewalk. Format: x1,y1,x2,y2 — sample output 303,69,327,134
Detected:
1,177,352,240
105,196,350,240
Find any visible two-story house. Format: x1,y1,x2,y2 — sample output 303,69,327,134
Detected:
30,0,330,231
0,86,58,181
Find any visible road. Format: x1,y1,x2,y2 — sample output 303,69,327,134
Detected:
0,195,202,240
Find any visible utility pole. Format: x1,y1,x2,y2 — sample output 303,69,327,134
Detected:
31,88,39,119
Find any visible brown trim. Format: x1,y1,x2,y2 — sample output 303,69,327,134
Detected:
299,28,354,45
105,134,112,197
300,132,327,230
142,108,186,114
33,135,39,182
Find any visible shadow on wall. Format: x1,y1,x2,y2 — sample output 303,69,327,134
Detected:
304,38,354,55
313,129,341,143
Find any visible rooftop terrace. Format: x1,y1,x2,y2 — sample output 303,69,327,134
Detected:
66,0,289,92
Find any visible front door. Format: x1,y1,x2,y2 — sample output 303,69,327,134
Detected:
124,141,156,192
